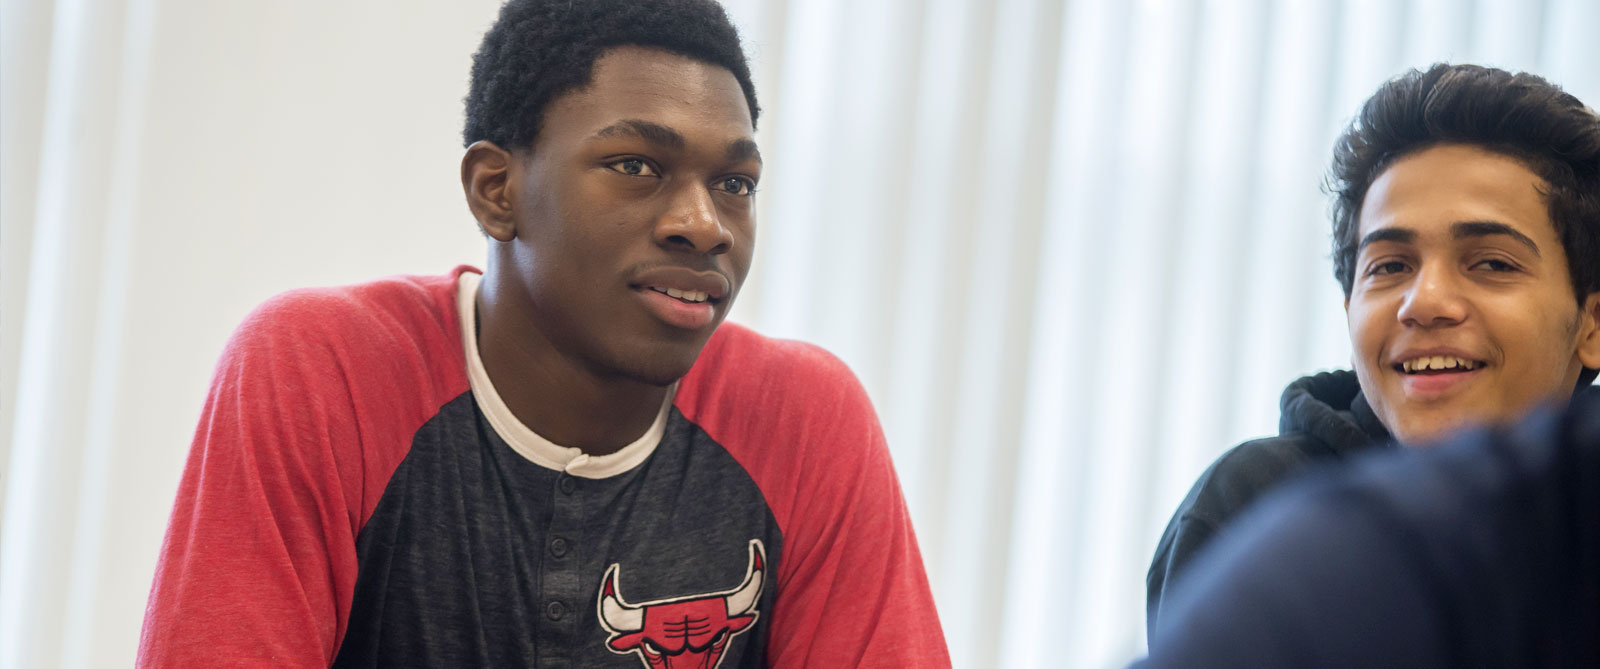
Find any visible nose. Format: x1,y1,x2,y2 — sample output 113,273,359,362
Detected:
653,183,733,255
1396,263,1468,328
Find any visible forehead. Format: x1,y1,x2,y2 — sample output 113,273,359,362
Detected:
1358,143,1556,246
538,45,754,149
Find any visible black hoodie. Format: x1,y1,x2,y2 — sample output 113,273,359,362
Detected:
1139,390,1600,668
1145,370,1392,636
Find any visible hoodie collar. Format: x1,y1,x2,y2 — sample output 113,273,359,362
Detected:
1279,372,1600,452
1278,370,1392,456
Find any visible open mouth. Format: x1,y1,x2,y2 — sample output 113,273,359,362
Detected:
646,285,713,304
1393,355,1485,375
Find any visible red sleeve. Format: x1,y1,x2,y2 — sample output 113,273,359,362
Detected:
677,324,951,668
137,273,468,667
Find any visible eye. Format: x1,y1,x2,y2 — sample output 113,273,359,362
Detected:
1367,260,1408,276
607,158,658,177
1471,258,1519,272
714,176,756,196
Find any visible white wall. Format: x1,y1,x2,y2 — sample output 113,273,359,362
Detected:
3,1,1597,667
1,2,496,666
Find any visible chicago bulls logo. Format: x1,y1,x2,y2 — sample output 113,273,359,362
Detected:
596,540,765,669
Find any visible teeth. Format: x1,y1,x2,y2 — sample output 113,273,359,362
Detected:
1400,356,1480,373
650,286,709,303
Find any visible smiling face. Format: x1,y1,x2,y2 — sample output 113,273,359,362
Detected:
1346,143,1600,444
486,46,760,386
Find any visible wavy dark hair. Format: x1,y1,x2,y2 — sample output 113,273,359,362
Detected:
463,0,759,151
1327,63,1600,387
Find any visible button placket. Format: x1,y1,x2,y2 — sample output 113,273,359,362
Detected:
537,472,586,668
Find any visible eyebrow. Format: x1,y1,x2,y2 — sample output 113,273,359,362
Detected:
727,138,762,165
592,119,761,165
1452,221,1541,257
594,119,684,149
1357,227,1415,252
1356,221,1542,258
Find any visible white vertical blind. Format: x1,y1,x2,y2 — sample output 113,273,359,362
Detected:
3,1,1596,667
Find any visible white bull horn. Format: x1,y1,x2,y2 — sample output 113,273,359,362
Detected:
724,540,766,617
598,564,644,633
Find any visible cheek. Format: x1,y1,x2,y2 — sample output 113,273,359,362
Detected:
524,205,610,264
718,217,756,283
730,241,755,279
1345,299,1386,355
1486,289,1573,340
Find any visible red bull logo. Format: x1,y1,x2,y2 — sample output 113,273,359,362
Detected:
596,540,765,669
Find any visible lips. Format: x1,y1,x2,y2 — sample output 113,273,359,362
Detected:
631,266,729,300
646,286,710,303
1388,348,1488,399
1395,355,1484,374
636,289,715,329
629,266,732,330
1390,349,1488,375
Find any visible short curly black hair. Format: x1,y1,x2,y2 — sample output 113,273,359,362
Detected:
1328,64,1600,301
1327,63,1600,388
464,0,760,151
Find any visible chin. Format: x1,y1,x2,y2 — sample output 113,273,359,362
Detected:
1389,410,1483,447
595,322,722,386
628,362,695,387
612,345,703,387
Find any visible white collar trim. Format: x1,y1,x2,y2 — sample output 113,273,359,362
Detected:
456,271,672,479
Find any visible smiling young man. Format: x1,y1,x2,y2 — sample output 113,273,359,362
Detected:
1146,63,1600,634
138,2,949,667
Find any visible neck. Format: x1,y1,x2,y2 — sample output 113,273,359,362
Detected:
475,272,667,457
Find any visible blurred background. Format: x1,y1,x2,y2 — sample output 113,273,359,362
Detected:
3,0,1597,666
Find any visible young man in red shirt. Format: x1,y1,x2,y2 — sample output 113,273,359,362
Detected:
139,2,949,666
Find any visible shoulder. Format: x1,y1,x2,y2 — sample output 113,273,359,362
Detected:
675,323,881,478
677,322,869,418
1177,435,1326,528
236,271,462,346
182,270,476,539
692,322,858,384
1153,435,1321,558
1148,434,1328,624
217,269,471,403
227,270,465,365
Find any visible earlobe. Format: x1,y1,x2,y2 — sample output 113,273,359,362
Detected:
462,140,517,242
1576,293,1600,369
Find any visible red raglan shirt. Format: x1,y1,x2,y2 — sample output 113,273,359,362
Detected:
138,267,949,668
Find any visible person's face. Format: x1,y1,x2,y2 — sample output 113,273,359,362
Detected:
1345,143,1600,444
493,46,759,385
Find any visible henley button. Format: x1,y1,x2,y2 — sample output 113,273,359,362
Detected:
559,476,576,495
546,600,567,621
550,537,569,558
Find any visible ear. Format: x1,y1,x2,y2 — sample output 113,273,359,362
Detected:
1576,291,1600,370
462,140,516,242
